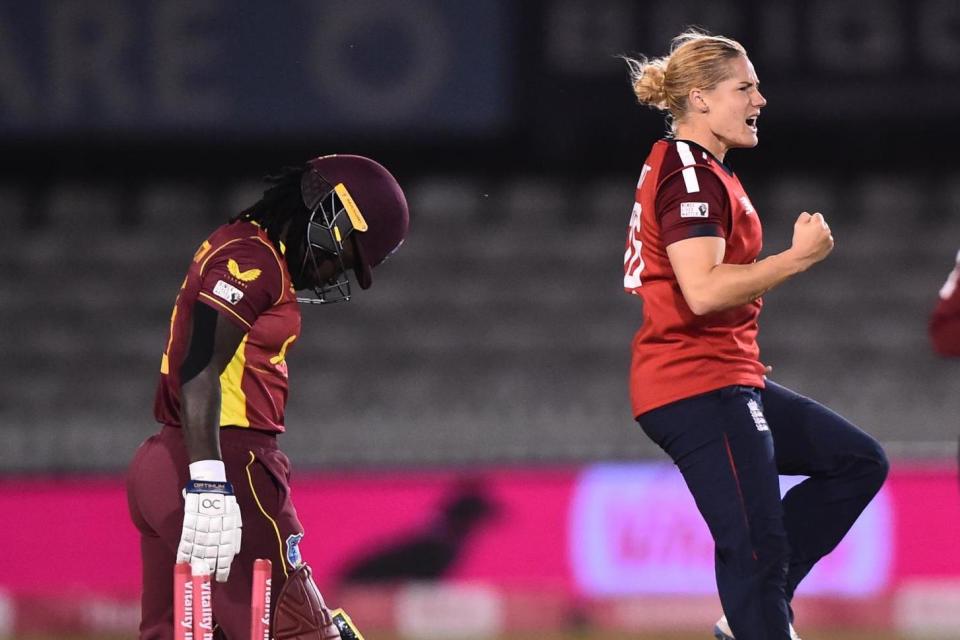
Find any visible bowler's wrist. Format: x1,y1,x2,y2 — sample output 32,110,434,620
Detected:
779,248,809,274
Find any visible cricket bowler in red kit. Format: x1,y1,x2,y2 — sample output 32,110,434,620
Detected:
621,31,888,640
127,155,408,639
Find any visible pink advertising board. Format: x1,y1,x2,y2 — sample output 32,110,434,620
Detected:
0,461,956,599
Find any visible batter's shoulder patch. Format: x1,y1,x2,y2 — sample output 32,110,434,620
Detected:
213,280,244,305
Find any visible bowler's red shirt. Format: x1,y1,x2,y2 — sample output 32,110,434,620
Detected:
624,139,766,416
154,221,301,433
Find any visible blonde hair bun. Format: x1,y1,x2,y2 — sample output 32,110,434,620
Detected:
622,29,747,131
625,57,669,110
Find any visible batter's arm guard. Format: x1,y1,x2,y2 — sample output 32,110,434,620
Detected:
273,563,363,640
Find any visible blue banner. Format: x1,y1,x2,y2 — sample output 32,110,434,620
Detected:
0,0,511,135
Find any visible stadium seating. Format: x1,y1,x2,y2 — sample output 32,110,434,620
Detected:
0,170,956,471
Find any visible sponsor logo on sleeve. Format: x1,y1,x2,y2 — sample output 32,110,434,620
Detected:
680,202,709,218
228,258,261,282
213,280,244,305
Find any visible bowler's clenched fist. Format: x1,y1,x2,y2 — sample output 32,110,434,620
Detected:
790,211,834,269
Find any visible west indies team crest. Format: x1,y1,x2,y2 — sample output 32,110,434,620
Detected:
286,532,304,569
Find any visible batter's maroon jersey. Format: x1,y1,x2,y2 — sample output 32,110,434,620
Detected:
930,249,960,357
154,220,301,433
624,139,766,416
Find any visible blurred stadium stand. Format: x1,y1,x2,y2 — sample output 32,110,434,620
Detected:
0,0,958,471
0,167,957,471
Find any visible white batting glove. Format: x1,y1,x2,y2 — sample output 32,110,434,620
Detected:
177,461,242,583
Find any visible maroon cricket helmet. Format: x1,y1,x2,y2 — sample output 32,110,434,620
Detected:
302,154,409,290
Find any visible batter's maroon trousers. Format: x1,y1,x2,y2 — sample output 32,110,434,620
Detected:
127,425,305,639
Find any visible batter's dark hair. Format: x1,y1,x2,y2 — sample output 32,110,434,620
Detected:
231,166,309,250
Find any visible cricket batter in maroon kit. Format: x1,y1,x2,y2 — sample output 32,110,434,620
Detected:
127,155,409,639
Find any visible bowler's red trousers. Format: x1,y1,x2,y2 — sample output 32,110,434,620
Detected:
127,425,304,639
